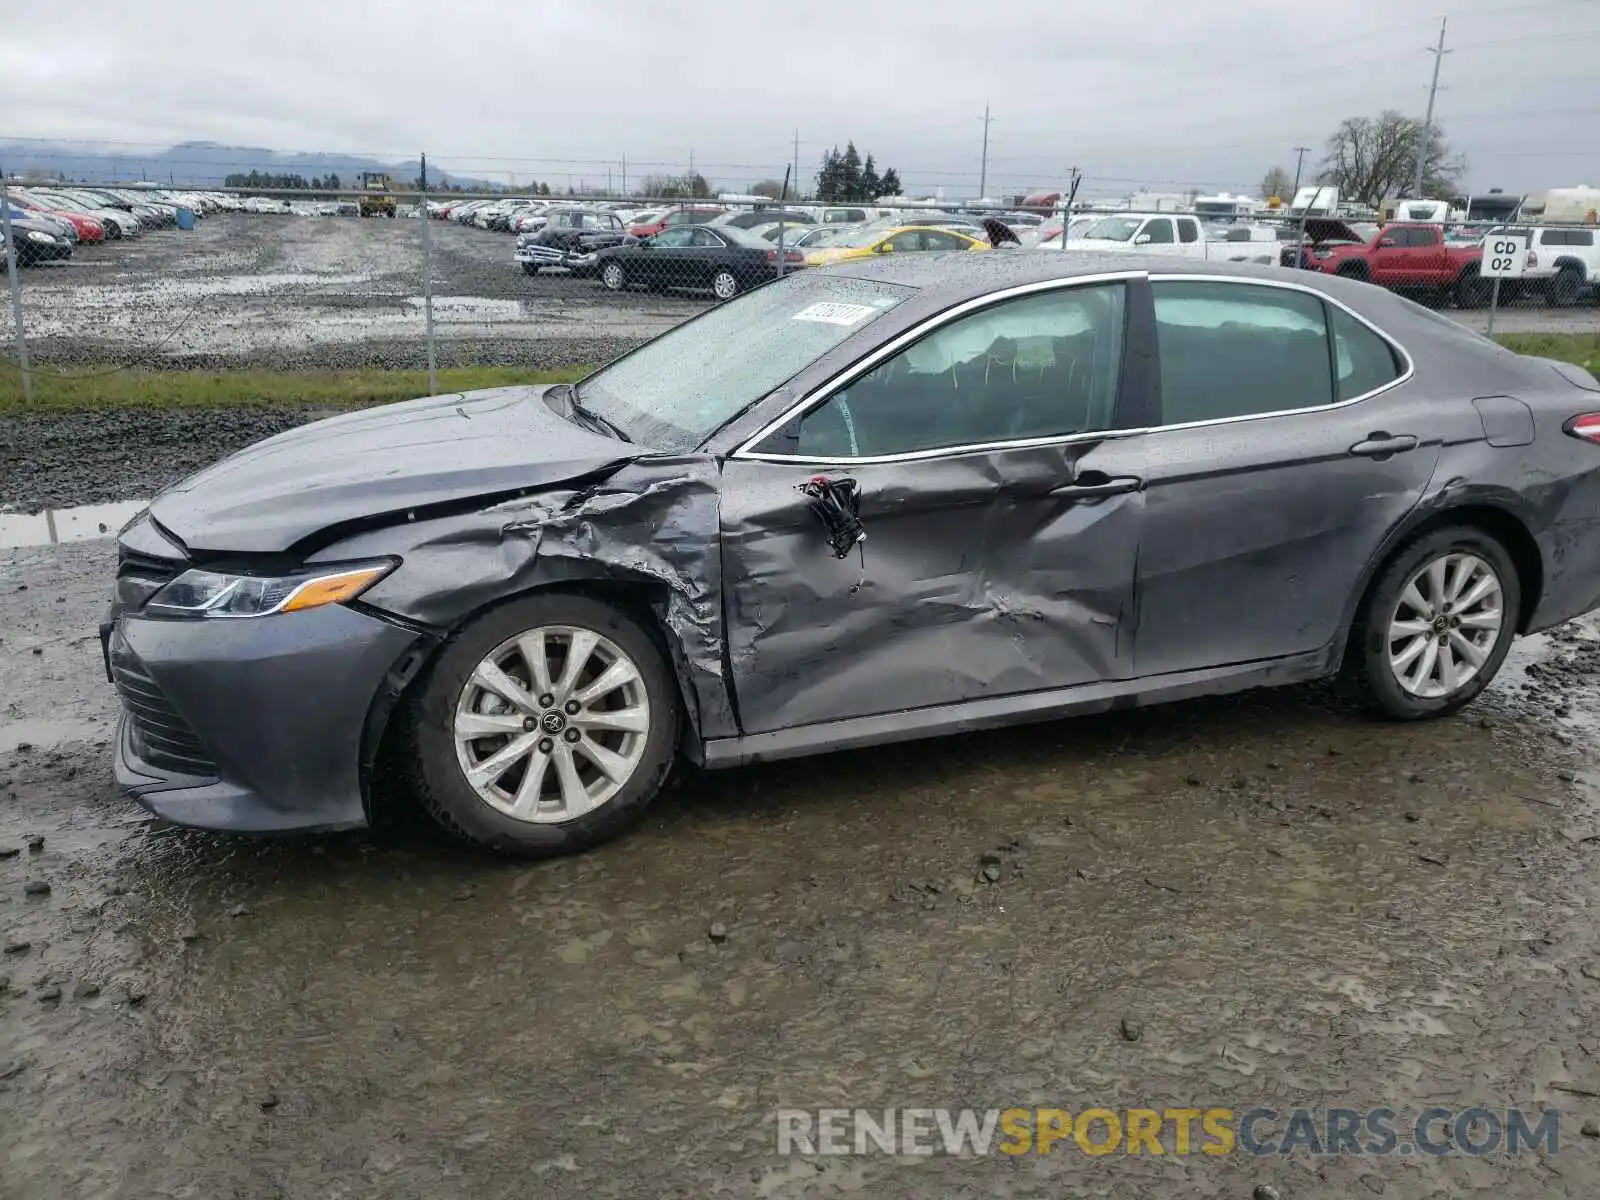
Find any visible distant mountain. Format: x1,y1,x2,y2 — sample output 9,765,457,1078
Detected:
0,140,502,191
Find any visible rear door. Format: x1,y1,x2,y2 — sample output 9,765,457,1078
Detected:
1129,276,1442,677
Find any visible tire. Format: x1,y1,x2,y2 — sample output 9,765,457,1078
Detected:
405,593,680,859
1335,262,1368,282
522,263,540,277
1340,524,1520,721
711,268,740,301
1548,265,1583,308
600,260,627,291
1454,266,1492,308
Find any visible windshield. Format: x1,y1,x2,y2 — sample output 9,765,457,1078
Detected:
831,225,891,249
1081,216,1143,241
576,274,914,451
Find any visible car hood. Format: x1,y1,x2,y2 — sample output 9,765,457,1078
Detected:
149,386,637,555
1298,218,1368,245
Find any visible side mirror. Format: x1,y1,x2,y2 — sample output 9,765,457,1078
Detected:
1377,237,1396,247
876,242,894,253
1133,234,1152,245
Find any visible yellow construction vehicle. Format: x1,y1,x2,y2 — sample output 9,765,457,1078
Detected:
358,172,396,218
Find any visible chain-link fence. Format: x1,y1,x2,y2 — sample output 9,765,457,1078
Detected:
3,174,1597,408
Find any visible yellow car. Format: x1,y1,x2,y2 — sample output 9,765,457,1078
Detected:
804,224,990,266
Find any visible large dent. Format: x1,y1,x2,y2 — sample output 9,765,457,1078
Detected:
342,457,735,743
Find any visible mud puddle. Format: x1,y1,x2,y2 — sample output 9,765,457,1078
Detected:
0,500,147,550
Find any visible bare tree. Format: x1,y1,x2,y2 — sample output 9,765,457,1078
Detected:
1318,110,1467,204
1260,166,1292,201
750,179,785,200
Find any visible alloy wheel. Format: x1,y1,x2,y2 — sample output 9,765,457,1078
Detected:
712,270,738,300
452,625,652,823
602,262,625,291
1386,552,1505,699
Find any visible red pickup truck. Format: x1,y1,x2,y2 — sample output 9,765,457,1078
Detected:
1298,220,1490,306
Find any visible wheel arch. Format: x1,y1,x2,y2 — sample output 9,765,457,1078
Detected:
360,576,712,821
1335,500,1545,672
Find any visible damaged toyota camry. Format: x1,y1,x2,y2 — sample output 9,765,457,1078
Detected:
105,253,1600,857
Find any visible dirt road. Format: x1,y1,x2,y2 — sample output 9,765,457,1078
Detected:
5,534,1600,1199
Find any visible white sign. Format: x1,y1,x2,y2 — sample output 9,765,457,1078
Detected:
1482,234,1528,278
792,302,878,326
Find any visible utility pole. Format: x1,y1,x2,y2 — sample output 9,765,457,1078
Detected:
621,154,628,197
1412,16,1451,200
978,103,993,201
793,128,801,198
419,152,428,191
1290,146,1311,199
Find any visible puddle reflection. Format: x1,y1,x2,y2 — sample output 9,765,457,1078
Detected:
0,500,148,550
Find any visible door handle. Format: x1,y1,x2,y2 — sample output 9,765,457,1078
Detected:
1349,432,1418,458
1049,473,1143,500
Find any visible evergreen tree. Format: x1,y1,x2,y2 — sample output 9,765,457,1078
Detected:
879,167,901,196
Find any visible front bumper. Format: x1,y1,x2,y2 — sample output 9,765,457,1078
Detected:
108,601,425,834
515,245,598,270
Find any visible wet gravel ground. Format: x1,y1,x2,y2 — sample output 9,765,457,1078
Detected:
7,538,1600,1198
0,404,346,511
4,213,700,372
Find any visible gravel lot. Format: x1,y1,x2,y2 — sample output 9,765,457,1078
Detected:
5,536,1600,1199
6,215,1600,1198
4,213,706,372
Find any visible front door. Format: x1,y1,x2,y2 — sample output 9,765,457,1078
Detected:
720,278,1147,733
1130,277,1441,677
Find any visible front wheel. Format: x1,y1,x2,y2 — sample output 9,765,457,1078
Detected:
1341,525,1520,720
406,593,680,858
711,268,740,301
600,261,627,291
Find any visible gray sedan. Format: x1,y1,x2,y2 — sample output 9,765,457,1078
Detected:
106,254,1600,857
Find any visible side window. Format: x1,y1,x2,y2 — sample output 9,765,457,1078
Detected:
1573,230,1596,247
886,230,924,252
689,227,724,247
1330,306,1403,401
1178,219,1199,244
1143,219,1175,244
1152,281,1334,425
922,230,965,250
652,227,695,248
793,284,1126,458
691,210,718,224
663,211,689,226
1407,228,1437,248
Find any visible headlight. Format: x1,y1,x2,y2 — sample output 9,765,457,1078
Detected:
25,230,54,243
146,560,396,618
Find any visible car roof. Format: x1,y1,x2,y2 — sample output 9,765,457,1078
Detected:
813,250,1407,313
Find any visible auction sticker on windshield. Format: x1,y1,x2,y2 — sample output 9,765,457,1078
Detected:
792,302,880,325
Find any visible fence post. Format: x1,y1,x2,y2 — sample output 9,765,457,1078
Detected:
418,189,438,395
0,177,33,404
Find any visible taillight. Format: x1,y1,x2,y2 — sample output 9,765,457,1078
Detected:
1563,414,1600,442
786,251,804,263
765,249,777,262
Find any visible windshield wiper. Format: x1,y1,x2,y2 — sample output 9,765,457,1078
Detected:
551,382,632,443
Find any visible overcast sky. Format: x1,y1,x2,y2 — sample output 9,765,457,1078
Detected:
3,0,1597,198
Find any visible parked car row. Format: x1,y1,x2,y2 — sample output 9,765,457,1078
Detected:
2,184,225,267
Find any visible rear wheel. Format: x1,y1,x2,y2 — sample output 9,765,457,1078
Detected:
601,260,627,292
1549,265,1584,308
711,268,740,301
1341,525,1519,720
522,263,540,277
406,593,680,858
1454,266,1492,308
